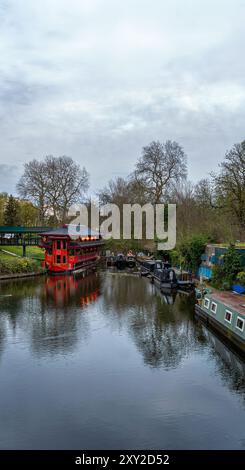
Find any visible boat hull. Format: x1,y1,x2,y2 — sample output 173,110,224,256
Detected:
195,304,245,355
153,275,178,290
47,260,98,275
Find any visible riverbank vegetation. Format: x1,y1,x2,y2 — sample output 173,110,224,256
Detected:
0,138,245,275
170,235,208,272
99,140,245,258
0,139,244,242
0,251,43,275
209,245,244,290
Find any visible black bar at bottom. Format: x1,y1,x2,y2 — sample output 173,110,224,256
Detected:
0,450,244,467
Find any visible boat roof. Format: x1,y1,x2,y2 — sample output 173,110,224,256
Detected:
208,289,245,317
40,224,100,238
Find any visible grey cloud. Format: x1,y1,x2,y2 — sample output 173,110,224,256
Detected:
0,164,19,193
0,0,244,195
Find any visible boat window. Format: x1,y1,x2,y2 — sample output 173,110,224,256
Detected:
224,310,232,324
204,298,210,309
63,256,66,263
63,240,67,249
236,316,244,332
211,302,217,314
68,249,74,256
56,240,61,250
56,255,61,264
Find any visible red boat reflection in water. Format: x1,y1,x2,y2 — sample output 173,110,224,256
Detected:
44,273,100,307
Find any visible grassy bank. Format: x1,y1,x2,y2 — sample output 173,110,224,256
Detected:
0,250,44,275
2,246,45,260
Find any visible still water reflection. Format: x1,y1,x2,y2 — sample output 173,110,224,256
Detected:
0,272,244,449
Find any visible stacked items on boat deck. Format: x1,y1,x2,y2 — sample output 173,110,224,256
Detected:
106,251,136,269
136,252,153,263
126,251,136,268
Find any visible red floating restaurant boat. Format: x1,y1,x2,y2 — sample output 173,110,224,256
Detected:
39,224,104,274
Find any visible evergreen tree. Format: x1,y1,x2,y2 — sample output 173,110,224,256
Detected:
3,195,20,226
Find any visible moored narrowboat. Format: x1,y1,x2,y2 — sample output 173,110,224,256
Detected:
158,268,178,291
153,261,181,291
195,289,245,354
40,224,103,274
106,255,116,267
140,260,156,276
115,253,127,269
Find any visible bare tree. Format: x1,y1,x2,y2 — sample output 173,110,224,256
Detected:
45,156,89,223
17,156,89,225
98,176,148,212
17,160,47,224
212,141,245,237
170,180,195,205
98,177,130,206
194,178,214,208
133,140,187,203
169,181,196,238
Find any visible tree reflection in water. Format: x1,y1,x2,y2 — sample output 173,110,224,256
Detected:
101,272,245,400
0,272,244,402
0,278,45,363
0,315,5,364
101,273,205,369
0,273,101,357
200,324,245,400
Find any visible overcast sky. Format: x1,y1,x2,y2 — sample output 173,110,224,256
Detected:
0,0,244,195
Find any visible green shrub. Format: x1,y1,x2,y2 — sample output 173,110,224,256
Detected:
212,266,230,290
236,271,245,287
211,265,224,288
0,257,41,275
222,245,242,283
174,235,208,271
211,245,242,289
169,249,181,267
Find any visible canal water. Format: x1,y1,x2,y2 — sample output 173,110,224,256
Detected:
0,272,244,450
